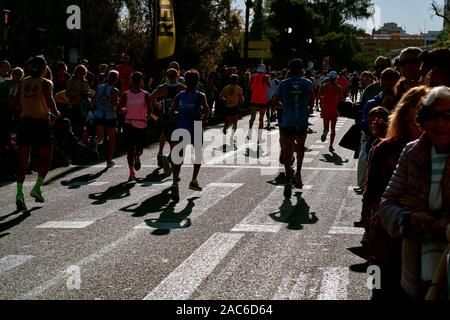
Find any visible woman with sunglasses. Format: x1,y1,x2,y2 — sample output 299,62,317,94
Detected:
379,86,450,299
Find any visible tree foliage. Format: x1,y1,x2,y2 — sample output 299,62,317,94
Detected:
265,0,373,70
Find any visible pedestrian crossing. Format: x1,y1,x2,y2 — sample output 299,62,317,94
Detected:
0,116,368,300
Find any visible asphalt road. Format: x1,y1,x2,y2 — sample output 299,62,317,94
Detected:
0,111,371,301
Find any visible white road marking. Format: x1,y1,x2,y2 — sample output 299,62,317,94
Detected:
310,145,326,149
230,224,281,233
329,227,365,235
0,255,34,273
143,232,244,300
317,267,350,300
35,221,96,229
306,150,320,156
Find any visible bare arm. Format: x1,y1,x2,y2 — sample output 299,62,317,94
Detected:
111,88,119,108
42,80,59,116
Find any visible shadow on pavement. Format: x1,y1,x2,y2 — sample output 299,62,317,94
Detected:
121,187,172,217
349,261,370,273
138,168,170,187
143,196,200,236
347,246,369,261
0,207,42,234
89,181,136,205
319,152,349,166
60,168,108,189
269,192,318,230
43,165,91,186
267,172,286,186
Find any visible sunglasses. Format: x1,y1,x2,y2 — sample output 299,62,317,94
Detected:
397,58,420,67
424,110,450,122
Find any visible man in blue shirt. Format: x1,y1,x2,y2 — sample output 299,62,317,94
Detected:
272,59,315,197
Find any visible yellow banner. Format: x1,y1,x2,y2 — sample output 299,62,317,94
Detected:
155,0,176,60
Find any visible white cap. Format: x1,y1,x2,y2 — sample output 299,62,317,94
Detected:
423,86,450,108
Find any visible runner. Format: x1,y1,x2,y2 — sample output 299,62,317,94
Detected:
149,68,185,175
169,69,209,202
118,71,151,181
219,73,244,148
15,55,60,210
272,59,315,198
91,70,120,168
319,71,343,152
248,64,271,143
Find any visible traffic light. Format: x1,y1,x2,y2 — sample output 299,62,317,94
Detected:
1,9,10,41
3,10,9,25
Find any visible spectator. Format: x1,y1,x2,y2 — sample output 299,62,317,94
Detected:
79,59,95,89
0,60,11,83
395,47,423,98
379,86,450,300
117,53,134,92
53,61,71,94
66,64,90,140
363,86,429,299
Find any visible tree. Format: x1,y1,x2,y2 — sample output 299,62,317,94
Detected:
249,0,266,40
265,0,373,70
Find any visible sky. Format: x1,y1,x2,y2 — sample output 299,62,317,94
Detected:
233,0,446,34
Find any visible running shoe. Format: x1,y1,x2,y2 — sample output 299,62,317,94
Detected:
329,146,335,153
161,155,172,175
283,184,292,198
128,173,136,181
134,153,141,171
106,160,115,169
189,180,202,191
171,183,180,202
30,188,45,203
321,130,328,142
16,195,28,211
157,153,163,168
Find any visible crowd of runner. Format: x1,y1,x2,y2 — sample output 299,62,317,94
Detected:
0,45,449,300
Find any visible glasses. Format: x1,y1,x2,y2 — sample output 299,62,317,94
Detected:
424,110,450,122
397,58,420,67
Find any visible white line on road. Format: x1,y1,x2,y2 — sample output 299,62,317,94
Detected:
0,255,34,273
35,221,96,229
309,145,326,149
143,232,244,300
317,267,350,300
329,227,365,235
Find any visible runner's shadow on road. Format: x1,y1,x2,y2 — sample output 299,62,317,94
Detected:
60,168,108,189
43,165,87,186
88,181,135,205
120,187,173,217
143,197,200,236
139,169,170,187
0,207,41,234
319,152,349,166
269,193,318,230
267,172,286,186
347,246,370,273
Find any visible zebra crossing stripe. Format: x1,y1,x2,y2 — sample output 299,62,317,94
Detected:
317,267,350,300
0,255,34,273
143,232,244,300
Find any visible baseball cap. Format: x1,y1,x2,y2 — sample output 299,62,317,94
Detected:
256,64,266,73
328,71,337,79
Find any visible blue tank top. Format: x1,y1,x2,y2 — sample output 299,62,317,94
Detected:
94,84,116,120
177,90,201,133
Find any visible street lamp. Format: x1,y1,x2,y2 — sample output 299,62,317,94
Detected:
244,0,254,66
